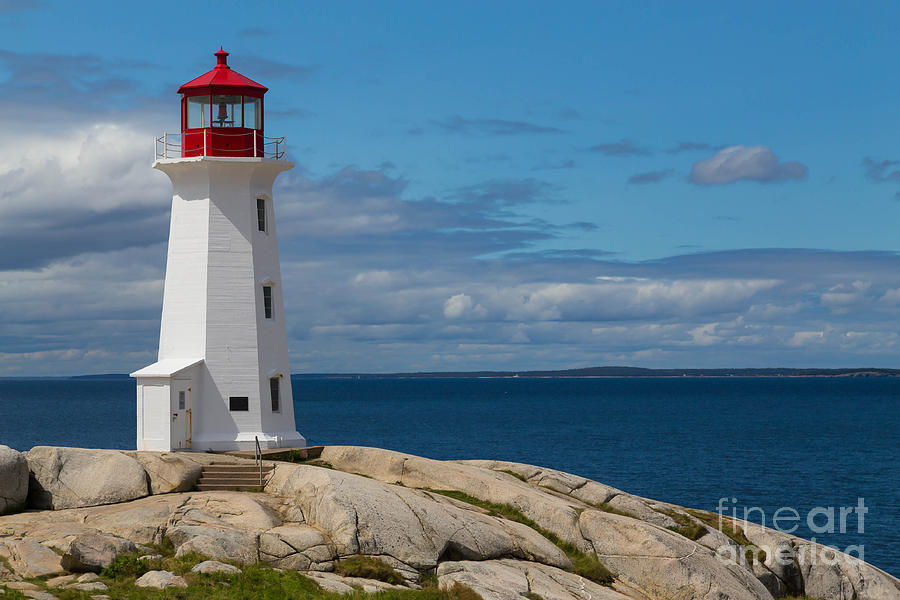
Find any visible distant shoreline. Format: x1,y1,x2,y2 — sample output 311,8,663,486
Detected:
44,366,900,380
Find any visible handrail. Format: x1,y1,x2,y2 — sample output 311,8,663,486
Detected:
154,132,288,160
254,435,262,487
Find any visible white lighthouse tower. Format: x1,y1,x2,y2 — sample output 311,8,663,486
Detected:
131,49,305,452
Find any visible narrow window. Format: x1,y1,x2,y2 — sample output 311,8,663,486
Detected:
270,377,280,413
229,396,249,411
263,285,273,319
178,391,185,410
256,198,266,232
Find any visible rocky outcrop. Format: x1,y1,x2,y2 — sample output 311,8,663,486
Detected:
125,452,202,494
0,445,28,514
0,537,64,578
1,444,898,600
135,570,188,589
60,533,137,572
264,463,572,577
25,447,149,510
191,560,241,574
436,559,631,600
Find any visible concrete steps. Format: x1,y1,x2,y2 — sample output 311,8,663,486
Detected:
195,462,273,491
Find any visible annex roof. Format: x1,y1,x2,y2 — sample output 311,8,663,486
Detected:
130,358,204,378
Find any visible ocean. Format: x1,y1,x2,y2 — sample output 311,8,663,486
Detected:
0,375,897,576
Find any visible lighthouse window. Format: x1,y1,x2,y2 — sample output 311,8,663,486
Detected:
263,285,273,319
269,377,280,413
229,396,249,412
186,96,210,128
244,97,260,129
211,94,241,127
257,198,266,232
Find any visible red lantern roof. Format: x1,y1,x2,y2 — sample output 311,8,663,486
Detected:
177,48,268,95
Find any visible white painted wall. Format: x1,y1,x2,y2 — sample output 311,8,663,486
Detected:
135,156,305,451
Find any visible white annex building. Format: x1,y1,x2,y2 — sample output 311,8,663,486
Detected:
131,49,305,452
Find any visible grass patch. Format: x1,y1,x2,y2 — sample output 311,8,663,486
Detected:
425,489,614,586
102,554,151,579
686,509,767,563
592,502,637,519
498,469,528,483
659,509,707,541
335,555,405,584
524,593,545,600
444,582,483,600
47,560,486,600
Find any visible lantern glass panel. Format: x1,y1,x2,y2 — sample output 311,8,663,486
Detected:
244,97,260,130
186,96,210,128
211,94,242,127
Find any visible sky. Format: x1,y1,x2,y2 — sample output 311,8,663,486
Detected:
3,1,900,375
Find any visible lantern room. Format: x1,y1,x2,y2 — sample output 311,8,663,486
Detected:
178,48,268,157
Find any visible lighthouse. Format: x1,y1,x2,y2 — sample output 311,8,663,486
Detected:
131,49,305,452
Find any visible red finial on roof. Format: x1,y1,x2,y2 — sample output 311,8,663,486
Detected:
215,47,229,68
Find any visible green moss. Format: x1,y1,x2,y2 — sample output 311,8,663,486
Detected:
524,593,545,600
335,555,405,584
425,489,614,586
498,469,528,483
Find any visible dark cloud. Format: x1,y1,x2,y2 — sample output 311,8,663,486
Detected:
862,157,900,183
666,141,713,154
0,206,168,270
690,145,807,185
232,54,316,81
266,107,315,119
0,0,40,13
237,27,275,37
449,178,555,208
0,49,167,124
558,107,582,120
588,139,650,156
432,115,564,136
532,159,576,171
627,169,673,185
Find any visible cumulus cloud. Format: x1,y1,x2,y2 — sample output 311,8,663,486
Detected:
690,145,807,185
0,122,170,268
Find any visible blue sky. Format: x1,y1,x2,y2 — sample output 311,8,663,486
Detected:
3,1,900,375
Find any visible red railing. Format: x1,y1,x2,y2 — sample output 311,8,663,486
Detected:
155,131,287,160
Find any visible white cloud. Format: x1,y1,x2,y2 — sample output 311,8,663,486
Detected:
690,145,807,185
788,331,825,347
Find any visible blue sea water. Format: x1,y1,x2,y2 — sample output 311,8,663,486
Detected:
0,376,897,576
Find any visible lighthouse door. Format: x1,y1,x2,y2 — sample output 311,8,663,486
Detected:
171,378,191,450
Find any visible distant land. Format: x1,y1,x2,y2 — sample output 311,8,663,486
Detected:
65,366,900,380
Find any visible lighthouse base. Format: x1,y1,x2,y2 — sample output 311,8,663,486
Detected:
192,430,307,452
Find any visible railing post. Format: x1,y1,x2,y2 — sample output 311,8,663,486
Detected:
254,133,258,157
163,132,168,159
283,136,287,159
203,130,207,156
